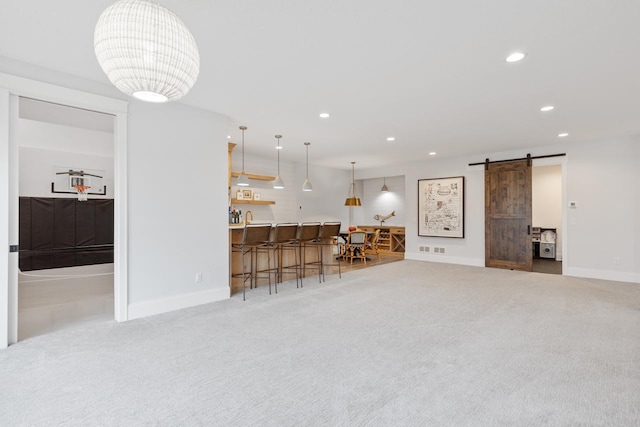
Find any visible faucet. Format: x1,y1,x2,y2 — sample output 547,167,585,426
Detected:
244,210,253,225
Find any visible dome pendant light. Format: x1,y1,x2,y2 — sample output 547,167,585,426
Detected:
237,126,250,187
273,135,285,189
94,0,200,103
381,177,389,192
302,142,313,192
345,162,361,206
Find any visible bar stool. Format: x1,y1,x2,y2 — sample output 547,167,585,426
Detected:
269,223,300,293
298,222,322,286
318,222,342,282
231,224,272,301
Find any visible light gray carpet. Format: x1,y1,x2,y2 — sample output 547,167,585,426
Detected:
1,260,639,426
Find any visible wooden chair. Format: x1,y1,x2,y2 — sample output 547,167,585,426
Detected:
365,228,382,260
345,230,367,264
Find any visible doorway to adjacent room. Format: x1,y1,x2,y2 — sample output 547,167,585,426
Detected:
16,98,116,340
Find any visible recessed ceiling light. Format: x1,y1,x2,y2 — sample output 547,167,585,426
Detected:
429,152,437,156
386,137,395,141
319,113,330,118
227,135,231,139
558,133,569,138
540,105,554,112
506,52,525,63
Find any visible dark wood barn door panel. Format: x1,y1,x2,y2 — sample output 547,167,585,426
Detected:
485,160,532,271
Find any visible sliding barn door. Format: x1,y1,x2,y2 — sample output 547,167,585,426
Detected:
485,159,532,271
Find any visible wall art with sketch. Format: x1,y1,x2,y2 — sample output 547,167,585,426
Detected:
418,176,464,238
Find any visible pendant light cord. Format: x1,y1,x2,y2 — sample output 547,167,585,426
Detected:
241,129,245,172
276,135,281,175
306,144,309,179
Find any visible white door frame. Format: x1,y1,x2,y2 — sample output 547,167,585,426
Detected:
0,72,129,348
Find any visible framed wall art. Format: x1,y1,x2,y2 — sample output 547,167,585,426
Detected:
242,189,253,200
418,176,464,238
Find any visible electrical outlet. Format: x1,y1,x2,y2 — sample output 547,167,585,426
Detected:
195,272,202,283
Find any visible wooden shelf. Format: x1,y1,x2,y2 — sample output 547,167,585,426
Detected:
231,171,275,181
231,198,275,205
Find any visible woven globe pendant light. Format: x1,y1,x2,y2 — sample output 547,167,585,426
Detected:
94,0,200,103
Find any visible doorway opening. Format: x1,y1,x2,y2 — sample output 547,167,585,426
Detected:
532,164,563,275
16,98,115,340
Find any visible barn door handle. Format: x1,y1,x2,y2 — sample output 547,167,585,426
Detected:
527,225,531,235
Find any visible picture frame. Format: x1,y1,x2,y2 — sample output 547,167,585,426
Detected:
236,190,244,200
253,193,261,201
418,176,464,238
242,189,253,200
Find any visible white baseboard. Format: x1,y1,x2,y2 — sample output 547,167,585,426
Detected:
405,252,485,267
128,287,230,320
565,267,640,284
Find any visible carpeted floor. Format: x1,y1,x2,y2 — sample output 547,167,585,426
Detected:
1,260,639,426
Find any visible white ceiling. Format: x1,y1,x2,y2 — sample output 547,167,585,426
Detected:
2,0,640,169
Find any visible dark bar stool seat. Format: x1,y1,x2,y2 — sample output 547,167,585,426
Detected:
298,222,322,286
269,223,300,293
231,224,272,301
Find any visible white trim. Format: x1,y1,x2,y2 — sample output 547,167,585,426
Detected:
0,72,129,347
0,89,9,348
7,95,18,344
405,252,485,267
128,288,231,321
0,72,127,114
565,267,640,284
113,114,128,322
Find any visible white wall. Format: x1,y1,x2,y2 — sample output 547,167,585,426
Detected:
0,61,233,337
127,101,230,317
18,118,114,198
295,162,350,227
231,150,351,228
533,165,562,260
230,150,297,223
19,147,114,198
359,175,405,227
17,118,113,156
357,137,640,283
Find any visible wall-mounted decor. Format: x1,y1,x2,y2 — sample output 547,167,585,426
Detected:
236,190,244,200
242,189,253,200
253,193,261,201
373,210,395,225
418,176,464,238
51,166,107,199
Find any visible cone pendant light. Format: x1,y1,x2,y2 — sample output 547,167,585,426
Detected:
345,161,361,206
302,142,313,192
381,177,389,192
273,135,285,189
